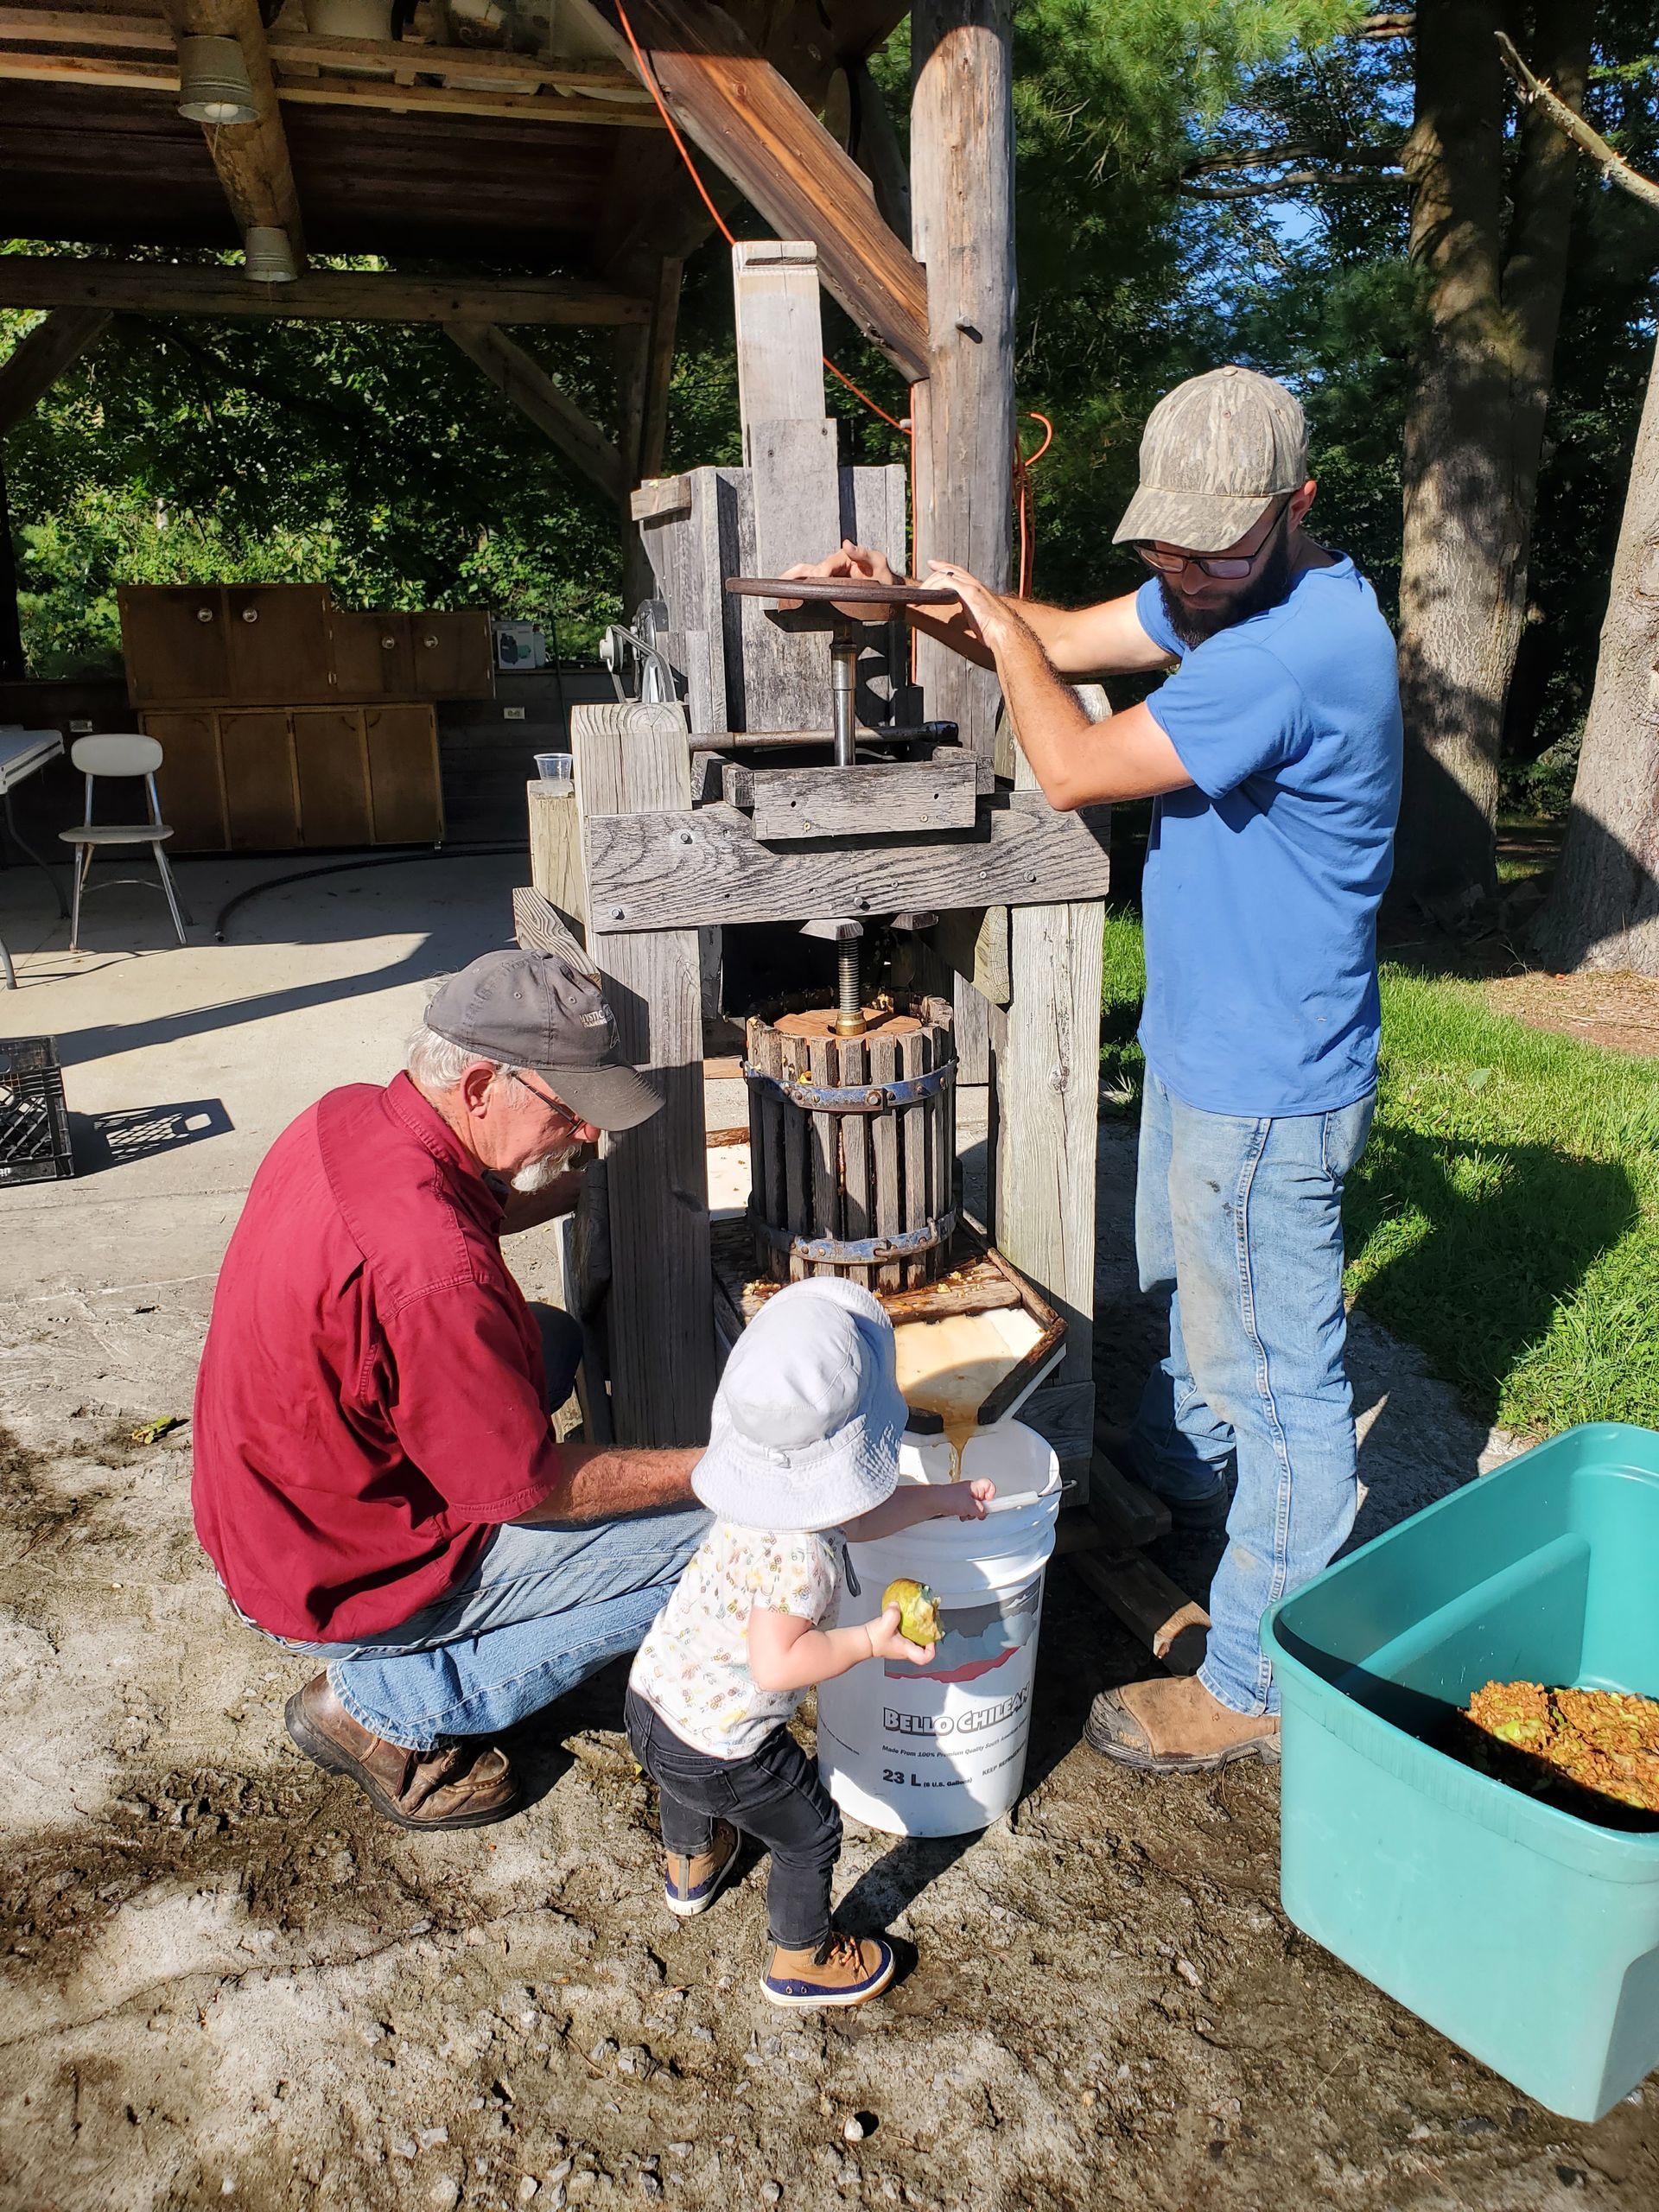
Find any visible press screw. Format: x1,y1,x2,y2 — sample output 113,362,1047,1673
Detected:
611,906,626,920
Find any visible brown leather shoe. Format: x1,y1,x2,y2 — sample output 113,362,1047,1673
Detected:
762,1930,895,2009
664,1820,741,1917
283,1671,520,1830
1085,1673,1280,1774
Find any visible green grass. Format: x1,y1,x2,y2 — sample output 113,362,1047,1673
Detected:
1097,910,1659,1436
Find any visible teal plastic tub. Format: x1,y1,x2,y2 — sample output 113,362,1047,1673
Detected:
1262,1422,1659,2121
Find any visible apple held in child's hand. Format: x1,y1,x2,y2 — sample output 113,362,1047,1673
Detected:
882,1578,943,1646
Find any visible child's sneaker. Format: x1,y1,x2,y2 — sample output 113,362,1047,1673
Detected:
762,1930,895,2009
663,1820,741,1917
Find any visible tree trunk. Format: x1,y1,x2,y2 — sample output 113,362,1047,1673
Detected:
1394,0,1590,916
1532,330,1659,973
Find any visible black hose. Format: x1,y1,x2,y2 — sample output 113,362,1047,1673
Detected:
212,842,528,944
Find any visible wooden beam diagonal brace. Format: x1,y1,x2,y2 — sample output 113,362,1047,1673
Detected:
161,0,305,262
443,323,624,505
594,0,928,381
0,307,111,434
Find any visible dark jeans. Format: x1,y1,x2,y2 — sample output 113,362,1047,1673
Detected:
625,1686,842,1950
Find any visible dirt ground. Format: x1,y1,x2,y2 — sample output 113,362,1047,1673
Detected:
1482,968,1659,1060
3,1134,1657,2212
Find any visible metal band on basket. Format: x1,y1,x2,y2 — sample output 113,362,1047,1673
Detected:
748,1207,958,1268
741,1061,954,1115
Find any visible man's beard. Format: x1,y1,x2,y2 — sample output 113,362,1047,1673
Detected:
511,1141,578,1194
1159,529,1294,648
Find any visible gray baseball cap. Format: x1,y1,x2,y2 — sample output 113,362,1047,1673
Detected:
1113,364,1307,553
423,950,663,1132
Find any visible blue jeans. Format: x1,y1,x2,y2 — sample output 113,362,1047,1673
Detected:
289,1301,709,1749
1129,1068,1376,1715
302,1505,709,1751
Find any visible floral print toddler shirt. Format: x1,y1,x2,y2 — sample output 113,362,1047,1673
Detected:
629,1519,842,1758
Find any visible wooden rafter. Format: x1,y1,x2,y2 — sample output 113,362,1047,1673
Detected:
0,10,645,90
594,0,928,380
444,323,624,505
160,0,305,262
0,259,652,326
0,305,111,433
0,11,659,122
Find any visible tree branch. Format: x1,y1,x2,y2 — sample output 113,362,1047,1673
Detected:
1497,30,1659,212
1183,141,1404,178
1178,170,1406,200
1356,10,1415,37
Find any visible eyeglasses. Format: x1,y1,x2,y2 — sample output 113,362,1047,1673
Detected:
1136,499,1290,581
505,1069,581,1126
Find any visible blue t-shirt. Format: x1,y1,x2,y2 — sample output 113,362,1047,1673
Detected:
1135,557,1402,1117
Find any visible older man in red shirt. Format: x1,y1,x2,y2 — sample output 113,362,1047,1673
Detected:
194,949,707,1831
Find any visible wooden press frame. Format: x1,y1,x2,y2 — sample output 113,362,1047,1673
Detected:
528,237,1109,1498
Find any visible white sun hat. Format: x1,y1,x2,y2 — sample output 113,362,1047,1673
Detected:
692,1278,907,1533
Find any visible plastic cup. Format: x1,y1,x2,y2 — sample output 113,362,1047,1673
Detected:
535,751,573,786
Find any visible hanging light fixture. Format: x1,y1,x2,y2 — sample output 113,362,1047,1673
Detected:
243,226,299,284
176,34,258,125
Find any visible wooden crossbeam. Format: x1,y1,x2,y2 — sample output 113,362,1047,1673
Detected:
0,259,651,326
161,0,305,263
444,323,625,505
582,791,1112,932
0,35,658,124
0,10,648,93
270,73,658,127
593,0,928,380
0,306,111,434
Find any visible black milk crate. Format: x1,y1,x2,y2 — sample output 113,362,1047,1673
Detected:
0,1035,74,1188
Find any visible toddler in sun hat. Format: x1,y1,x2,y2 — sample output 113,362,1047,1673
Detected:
626,1275,994,2010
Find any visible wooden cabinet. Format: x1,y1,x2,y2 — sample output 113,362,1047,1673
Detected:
226,586,335,703
147,710,226,851
119,588,232,705
294,709,373,846
119,587,494,707
366,705,444,843
410,610,493,700
141,704,441,852
329,609,415,700
221,709,302,847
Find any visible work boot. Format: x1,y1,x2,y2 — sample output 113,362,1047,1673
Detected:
762,1930,895,2010
1085,1674,1280,1775
663,1820,741,1917
284,1671,520,1831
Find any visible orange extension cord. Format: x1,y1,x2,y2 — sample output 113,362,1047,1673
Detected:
613,2,1049,601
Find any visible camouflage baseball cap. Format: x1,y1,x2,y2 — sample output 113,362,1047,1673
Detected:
1113,365,1307,554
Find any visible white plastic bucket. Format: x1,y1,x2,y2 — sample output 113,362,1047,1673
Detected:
817,1421,1061,1837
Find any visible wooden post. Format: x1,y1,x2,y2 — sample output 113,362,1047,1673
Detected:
0,457,23,683
619,255,683,615
995,741,1107,1497
572,698,715,1446
161,0,306,262
728,240,842,734
910,0,1015,760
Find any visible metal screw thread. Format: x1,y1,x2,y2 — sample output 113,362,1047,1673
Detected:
835,937,868,1037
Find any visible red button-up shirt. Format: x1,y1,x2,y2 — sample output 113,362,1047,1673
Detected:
193,1073,564,1641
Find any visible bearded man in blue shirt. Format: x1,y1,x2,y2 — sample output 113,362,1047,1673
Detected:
794,365,1402,1770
